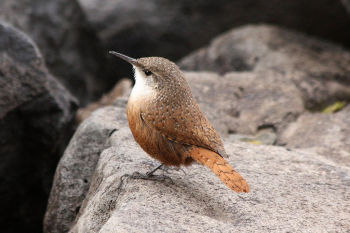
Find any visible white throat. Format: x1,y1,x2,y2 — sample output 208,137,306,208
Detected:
129,66,155,100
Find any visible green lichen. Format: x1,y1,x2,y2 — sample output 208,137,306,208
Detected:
322,101,347,114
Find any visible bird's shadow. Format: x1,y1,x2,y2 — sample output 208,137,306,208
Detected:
119,167,252,224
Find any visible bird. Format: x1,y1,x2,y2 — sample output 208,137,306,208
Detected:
110,51,249,192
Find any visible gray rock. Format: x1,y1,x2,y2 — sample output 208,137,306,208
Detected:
341,0,350,14
64,107,350,233
179,25,350,166
180,25,350,110
0,0,108,103
185,71,304,136
44,102,128,233
228,129,277,145
184,70,350,150
79,0,350,63
46,103,350,232
45,69,306,232
180,25,350,74
0,22,77,233
280,105,350,166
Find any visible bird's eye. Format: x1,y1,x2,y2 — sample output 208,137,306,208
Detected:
144,69,152,76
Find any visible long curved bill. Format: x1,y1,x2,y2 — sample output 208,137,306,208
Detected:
109,51,137,65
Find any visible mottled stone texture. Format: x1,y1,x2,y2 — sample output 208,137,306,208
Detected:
0,0,109,104
180,25,350,166
44,102,128,233
280,106,350,166
48,106,350,233
0,22,77,233
180,25,350,110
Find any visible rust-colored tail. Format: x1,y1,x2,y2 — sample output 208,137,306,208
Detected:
188,147,250,192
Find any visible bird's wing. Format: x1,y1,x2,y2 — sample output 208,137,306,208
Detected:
140,100,228,158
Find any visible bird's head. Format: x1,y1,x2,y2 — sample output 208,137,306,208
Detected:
109,51,188,99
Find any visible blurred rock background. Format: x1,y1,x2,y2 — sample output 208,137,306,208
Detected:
0,0,350,232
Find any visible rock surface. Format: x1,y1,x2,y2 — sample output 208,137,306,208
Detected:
179,25,350,107
179,25,350,166
0,0,109,103
45,77,350,232
0,22,77,233
44,103,127,233
48,106,350,233
185,71,350,165
184,71,305,136
280,105,350,166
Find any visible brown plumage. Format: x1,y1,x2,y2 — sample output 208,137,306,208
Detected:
110,51,249,193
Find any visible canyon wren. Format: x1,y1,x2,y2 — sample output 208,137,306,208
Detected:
110,51,249,192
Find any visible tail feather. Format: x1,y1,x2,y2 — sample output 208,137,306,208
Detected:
188,147,250,193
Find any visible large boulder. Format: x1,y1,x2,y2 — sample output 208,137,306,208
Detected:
184,71,304,136
0,22,77,233
179,25,350,110
46,105,350,233
178,25,350,166
45,73,350,232
75,134,350,232
0,0,110,104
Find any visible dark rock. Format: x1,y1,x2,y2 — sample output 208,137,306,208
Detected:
78,0,350,77
0,0,109,104
44,103,128,233
0,22,77,233
76,79,132,124
341,0,350,14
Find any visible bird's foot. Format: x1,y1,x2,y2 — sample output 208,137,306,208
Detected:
126,171,174,184
120,164,175,184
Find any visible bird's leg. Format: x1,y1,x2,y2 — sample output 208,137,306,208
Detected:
146,164,164,176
